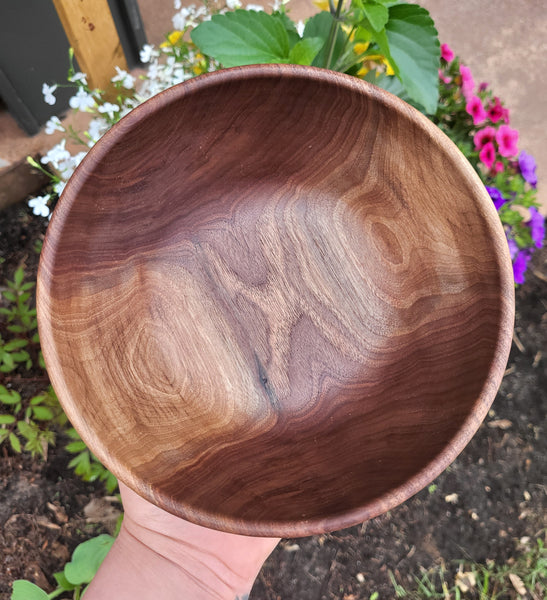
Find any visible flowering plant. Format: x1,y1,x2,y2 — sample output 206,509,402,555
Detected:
434,43,543,283
27,1,542,283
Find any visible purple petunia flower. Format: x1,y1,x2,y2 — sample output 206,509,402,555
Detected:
528,207,545,248
486,186,507,210
507,237,518,259
518,151,538,188
513,249,531,284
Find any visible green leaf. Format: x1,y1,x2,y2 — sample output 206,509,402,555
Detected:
17,420,35,439
64,534,115,585
4,339,28,352
9,432,21,452
304,12,347,69
66,427,83,440
11,580,49,600
30,394,45,406
272,10,300,48
190,10,290,67
13,267,25,288
0,387,21,404
7,325,25,334
383,3,440,113
288,37,324,66
32,406,54,421
0,429,9,444
362,2,389,32
53,571,77,591
2,291,17,303
66,440,88,453
0,414,16,424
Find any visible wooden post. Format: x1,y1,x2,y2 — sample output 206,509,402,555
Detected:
52,0,128,91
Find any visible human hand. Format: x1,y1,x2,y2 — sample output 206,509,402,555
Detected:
84,482,280,600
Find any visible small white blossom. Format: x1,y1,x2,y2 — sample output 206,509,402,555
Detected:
140,43,156,63
86,117,108,144
28,195,51,218
44,116,64,135
98,102,120,120
41,139,71,168
111,66,135,89
226,0,242,8
42,83,57,106
69,88,96,111
296,20,305,37
174,0,182,8
68,72,88,85
246,4,264,11
53,180,67,196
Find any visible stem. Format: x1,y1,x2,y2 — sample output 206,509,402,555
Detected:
325,0,345,69
47,588,67,599
73,585,82,600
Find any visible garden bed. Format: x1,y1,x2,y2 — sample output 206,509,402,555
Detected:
0,199,545,599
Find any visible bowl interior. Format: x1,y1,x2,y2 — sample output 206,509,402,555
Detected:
37,65,514,536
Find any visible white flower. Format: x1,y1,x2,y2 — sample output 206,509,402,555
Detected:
69,88,96,111
226,0,241,8
271,0,289,10
42,83,57,106
53,180,67,196
28,195,51,218
174,0,182,8
98,102,120,120
44,116,64,135
111,66,135,89
296,20,305,37
41,139,71,167
172,6,195,30
86,117,108,144
140,44,156,63
68,72,88,85
246,4,264,11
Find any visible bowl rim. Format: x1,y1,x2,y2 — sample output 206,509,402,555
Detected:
37,64,515,537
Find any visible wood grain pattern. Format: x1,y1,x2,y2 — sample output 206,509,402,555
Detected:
37,65,514,537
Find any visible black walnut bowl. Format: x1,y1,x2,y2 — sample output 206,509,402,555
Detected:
37,64,515,537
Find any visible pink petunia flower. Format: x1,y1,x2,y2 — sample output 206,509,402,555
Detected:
459,64,475,101
487,97,504,123
438,69,452,84
494,161,504,173
496,125,519,157
479,142,496,170
502,107,510,123
465,95,487,125
473,126,497,150
441,43,454,62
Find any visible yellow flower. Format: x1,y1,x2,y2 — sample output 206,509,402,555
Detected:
384,58,395,76
192,53,206,75
313,0,330,12
354,42,370,56
357,53,395,78
160,30,184,48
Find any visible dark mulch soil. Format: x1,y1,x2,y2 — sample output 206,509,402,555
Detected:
0,200,545,599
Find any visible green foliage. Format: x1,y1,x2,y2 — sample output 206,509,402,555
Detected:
65,428,118,494
383,4,439,114
11,534,115,600
190,10,292,67
0,266,39,373
0,384,64,457
190,1,440,113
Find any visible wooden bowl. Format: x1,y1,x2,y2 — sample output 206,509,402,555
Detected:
37,65,514,537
